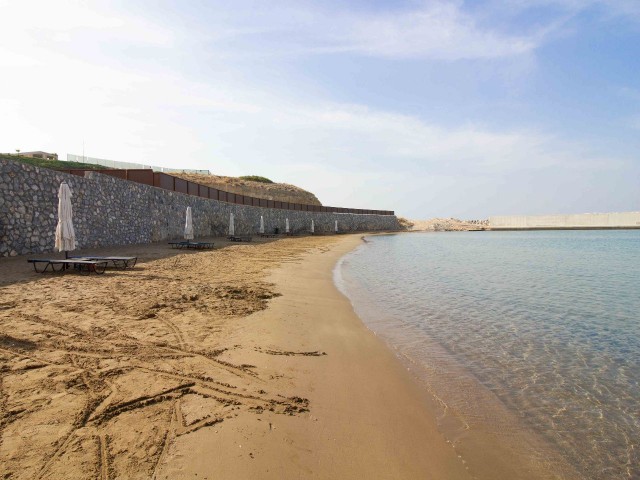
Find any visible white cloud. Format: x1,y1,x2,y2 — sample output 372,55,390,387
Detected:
333,3,537,60
0,0,174,47
157,1,543,61
2,31,621,211
0,1,635,217
501,0,640,20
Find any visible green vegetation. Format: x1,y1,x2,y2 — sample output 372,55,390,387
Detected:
239,175,274,184
0,153,108,171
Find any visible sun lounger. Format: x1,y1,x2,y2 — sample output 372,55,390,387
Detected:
186,242,214,249
227,236,252,242
28,258,108,274
259,233,278,238
70,256,137,269
168,241,214,250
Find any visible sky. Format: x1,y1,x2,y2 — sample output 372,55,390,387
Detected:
1,0,639,219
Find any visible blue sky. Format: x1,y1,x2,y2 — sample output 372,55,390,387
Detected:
1,0,638,218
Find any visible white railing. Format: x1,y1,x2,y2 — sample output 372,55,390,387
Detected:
65,154,210,175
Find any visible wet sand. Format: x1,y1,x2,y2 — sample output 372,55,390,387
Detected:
0,234,559,479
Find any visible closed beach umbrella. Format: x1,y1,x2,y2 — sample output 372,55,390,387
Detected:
184,207,194,240
311,219,314,234
54,182,76,254
285,218,290,233
229,212,235,236
335,220,338,233
259,215,265,234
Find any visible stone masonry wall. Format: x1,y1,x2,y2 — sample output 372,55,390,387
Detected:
0,159,400,257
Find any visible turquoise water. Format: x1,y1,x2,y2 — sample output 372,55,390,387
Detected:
337,231,639,479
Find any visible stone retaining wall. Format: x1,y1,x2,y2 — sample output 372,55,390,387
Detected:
0,159,400,257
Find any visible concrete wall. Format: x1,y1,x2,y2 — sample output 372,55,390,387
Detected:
490,212,640,229
0,158,400,257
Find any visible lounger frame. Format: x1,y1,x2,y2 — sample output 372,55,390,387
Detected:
28,259,108,275
70,256,137,269
168,241,215,250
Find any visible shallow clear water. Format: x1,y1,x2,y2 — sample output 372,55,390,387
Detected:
337,231,640,479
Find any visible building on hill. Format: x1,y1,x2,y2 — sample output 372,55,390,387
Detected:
15,151,58,160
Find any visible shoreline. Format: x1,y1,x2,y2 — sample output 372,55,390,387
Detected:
337,233,586,480
155,234,474,479
0,234,469,479
0,233,578,479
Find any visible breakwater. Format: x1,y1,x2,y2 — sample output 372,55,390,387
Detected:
490,212,640,230
0,158,400,257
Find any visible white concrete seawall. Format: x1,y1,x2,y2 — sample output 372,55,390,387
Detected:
489,212,640,229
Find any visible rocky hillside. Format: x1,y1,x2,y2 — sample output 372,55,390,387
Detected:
174,173,322,206
3,154,323,206
400,217,489,231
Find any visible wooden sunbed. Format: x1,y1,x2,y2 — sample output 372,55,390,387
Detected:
259,233,278,238
27,258,109,274
227,236,252,242
70,256,137,269
168,241,214,250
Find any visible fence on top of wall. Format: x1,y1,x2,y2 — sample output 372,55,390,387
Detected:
0,158,400,256
57,168,394,216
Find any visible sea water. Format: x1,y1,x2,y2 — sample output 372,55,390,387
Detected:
336,230,639,479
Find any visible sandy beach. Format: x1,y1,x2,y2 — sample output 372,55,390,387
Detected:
0,233,586,480
0,234,475,479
